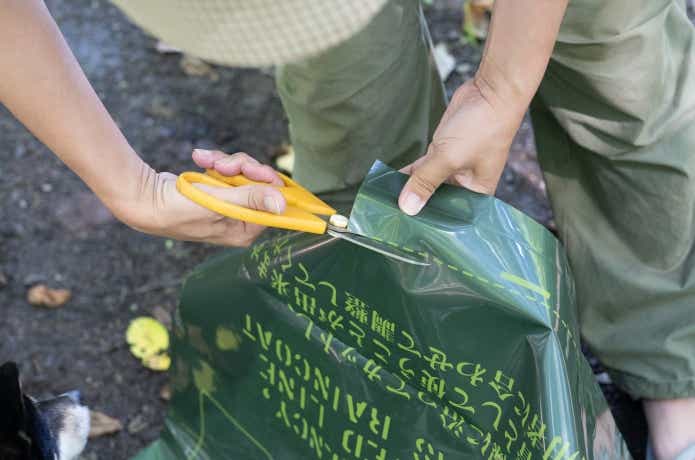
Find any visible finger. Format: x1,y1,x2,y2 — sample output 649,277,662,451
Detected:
398,143,453,216
195,183,287,215
239,162,285,186
192,149,283,186
192,149,257,169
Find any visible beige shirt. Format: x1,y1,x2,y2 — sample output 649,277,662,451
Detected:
111,0,387,67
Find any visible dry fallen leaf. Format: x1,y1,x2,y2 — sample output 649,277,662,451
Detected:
27,284,71,308
89,410,123,438
142,353,171,371
463,0,494,40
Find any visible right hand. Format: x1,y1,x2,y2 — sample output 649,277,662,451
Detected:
398,78,524,215
118,150,287,247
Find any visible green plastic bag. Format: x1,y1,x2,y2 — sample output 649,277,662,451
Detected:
136,161,631,459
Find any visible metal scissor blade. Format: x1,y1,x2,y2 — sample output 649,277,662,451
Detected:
326,229,430,266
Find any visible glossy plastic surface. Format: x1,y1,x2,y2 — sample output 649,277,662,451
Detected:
136,161,631,460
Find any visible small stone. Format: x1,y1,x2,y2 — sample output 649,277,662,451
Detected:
0,272,7,288
40,183,53,193
160,383,172,401
179,55,219,81
146,97,175,120
596,372,613,385
127,414,149,434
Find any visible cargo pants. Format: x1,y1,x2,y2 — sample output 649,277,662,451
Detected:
277,0,695,400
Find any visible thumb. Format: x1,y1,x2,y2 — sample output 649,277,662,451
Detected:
398,147,451,216
196,183,287,215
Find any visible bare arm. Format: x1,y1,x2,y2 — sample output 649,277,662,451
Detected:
398,0,568,215
0,0,146,211
0,0,285,246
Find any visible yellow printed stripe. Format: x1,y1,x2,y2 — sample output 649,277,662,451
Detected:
500,272,550,300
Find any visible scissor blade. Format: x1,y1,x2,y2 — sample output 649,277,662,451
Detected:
326,229,429,266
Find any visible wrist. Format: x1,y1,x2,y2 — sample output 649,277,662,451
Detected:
473,62,530,123
103,160,158,230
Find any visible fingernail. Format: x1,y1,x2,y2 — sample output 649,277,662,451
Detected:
264,196,282,214
193,148,212,158
401,192,424,216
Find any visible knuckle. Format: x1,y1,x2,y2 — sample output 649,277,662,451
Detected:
410,171,437,195
246,186,264,210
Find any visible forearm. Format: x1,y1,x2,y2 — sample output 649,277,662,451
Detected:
0,0,149,216
474,0,568,116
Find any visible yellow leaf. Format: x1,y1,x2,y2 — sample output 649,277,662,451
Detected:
142,353,171,371
126,317,169,360
89,410,123,438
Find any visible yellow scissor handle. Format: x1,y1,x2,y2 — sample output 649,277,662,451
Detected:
176,170,336,234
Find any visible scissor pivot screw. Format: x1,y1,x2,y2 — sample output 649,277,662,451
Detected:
329,214,349,229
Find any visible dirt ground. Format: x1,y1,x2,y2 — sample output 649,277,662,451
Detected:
1,1,693,459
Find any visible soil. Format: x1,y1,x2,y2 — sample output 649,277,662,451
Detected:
0,1,692,459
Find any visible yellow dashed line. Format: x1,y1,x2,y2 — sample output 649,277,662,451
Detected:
381,242,581,351
500,272,551,299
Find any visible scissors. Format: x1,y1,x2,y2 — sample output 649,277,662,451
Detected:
176,170,428,266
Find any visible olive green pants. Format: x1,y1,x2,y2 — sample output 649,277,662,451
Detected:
278,0,695,400
276,0,446,196
532,0,695,399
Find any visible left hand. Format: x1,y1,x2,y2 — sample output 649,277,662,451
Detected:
397,78,524,216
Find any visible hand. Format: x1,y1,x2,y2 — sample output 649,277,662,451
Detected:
397,78,524,215
119,150,286,247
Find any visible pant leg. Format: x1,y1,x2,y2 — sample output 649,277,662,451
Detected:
531,0,695,399
275,0,446,196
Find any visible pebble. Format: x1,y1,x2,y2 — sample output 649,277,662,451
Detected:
127,414,149,434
